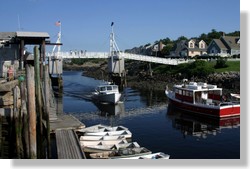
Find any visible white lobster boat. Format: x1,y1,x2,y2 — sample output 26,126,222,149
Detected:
92,84,121,104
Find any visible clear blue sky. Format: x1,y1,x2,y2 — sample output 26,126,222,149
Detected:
0,0,240,52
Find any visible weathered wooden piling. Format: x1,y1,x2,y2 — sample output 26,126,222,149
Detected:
44,65,51,158
0,115,2,157
34,46,43,158
13,85,23,158
26,64,37,158
20,82,29,158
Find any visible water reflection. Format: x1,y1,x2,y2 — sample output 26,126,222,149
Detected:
93,101,125,117
167,103,240,139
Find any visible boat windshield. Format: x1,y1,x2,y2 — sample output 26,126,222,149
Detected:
107,86,112,91
97,85,119,92
100,86,106,91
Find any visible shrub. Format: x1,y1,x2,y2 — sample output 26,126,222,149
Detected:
214,58,228,69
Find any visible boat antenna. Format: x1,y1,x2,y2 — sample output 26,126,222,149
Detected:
17,14,21,31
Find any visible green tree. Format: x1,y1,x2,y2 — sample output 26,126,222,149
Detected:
175,36,188,42
161,44,174,56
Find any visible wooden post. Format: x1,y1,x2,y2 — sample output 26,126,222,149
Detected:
44,65,51,158
0,114,2,158
40,40,46,79
19,40,24,70
39,45,43,79
26,64,37,159
20,82,29,158
13,86,21,158
148,63,152,77
34,46,43,158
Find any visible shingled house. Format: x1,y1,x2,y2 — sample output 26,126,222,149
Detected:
170,39,207,58
207,36,240,57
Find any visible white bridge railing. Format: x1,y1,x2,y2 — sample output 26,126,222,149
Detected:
47,52,192,65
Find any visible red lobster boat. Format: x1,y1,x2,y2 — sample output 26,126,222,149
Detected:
165,80,240,118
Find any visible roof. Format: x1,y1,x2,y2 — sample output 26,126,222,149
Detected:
213,39,227,50
0,32,16,40
0,31,49,39
221,36,240,50
0,31,50,45
16,31,50,38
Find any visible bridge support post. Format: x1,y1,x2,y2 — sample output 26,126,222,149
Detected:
148,63,153,77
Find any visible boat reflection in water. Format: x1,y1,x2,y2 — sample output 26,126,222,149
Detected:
167,103,240,139
93,101,125,117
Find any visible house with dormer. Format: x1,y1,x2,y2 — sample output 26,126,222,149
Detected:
170,39,207,58
207,36,240,57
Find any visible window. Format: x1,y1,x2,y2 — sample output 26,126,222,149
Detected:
189,43,194,48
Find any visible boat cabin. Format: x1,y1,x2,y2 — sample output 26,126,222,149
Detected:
96,85,119,94
173,82,222,105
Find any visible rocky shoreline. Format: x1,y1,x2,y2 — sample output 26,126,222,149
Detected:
63,62,240,95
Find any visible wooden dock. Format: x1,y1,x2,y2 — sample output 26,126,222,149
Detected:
48,83,86,159
55,129,85,159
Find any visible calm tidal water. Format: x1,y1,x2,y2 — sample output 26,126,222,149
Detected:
61,71,240,159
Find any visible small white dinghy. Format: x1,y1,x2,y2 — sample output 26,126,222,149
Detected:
89,147,152,159
77,124,129,134
121,152,170,159
79,139,128,147
80,135,126,141
83,142,140,153
84,130,132,139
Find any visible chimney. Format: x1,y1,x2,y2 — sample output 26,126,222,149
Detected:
158,41,163,51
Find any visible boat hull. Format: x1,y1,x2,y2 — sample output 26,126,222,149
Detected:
84,130,132,139
121,152,170,159
168,96,240,118
89,147,152,159
83,142,140,153
77,124,129,134
80,139,128,147
80,135,125,141
92,93,121,104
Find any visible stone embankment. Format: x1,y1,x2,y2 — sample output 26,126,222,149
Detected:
63,63,240,95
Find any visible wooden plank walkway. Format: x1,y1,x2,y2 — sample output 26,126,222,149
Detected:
50,114,85,133
55,129,86,159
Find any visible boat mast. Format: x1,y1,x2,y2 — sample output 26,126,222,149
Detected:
110,22,114,71
109,22,121,72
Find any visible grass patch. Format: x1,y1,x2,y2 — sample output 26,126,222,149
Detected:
207,60,240,72
153,60,240,75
